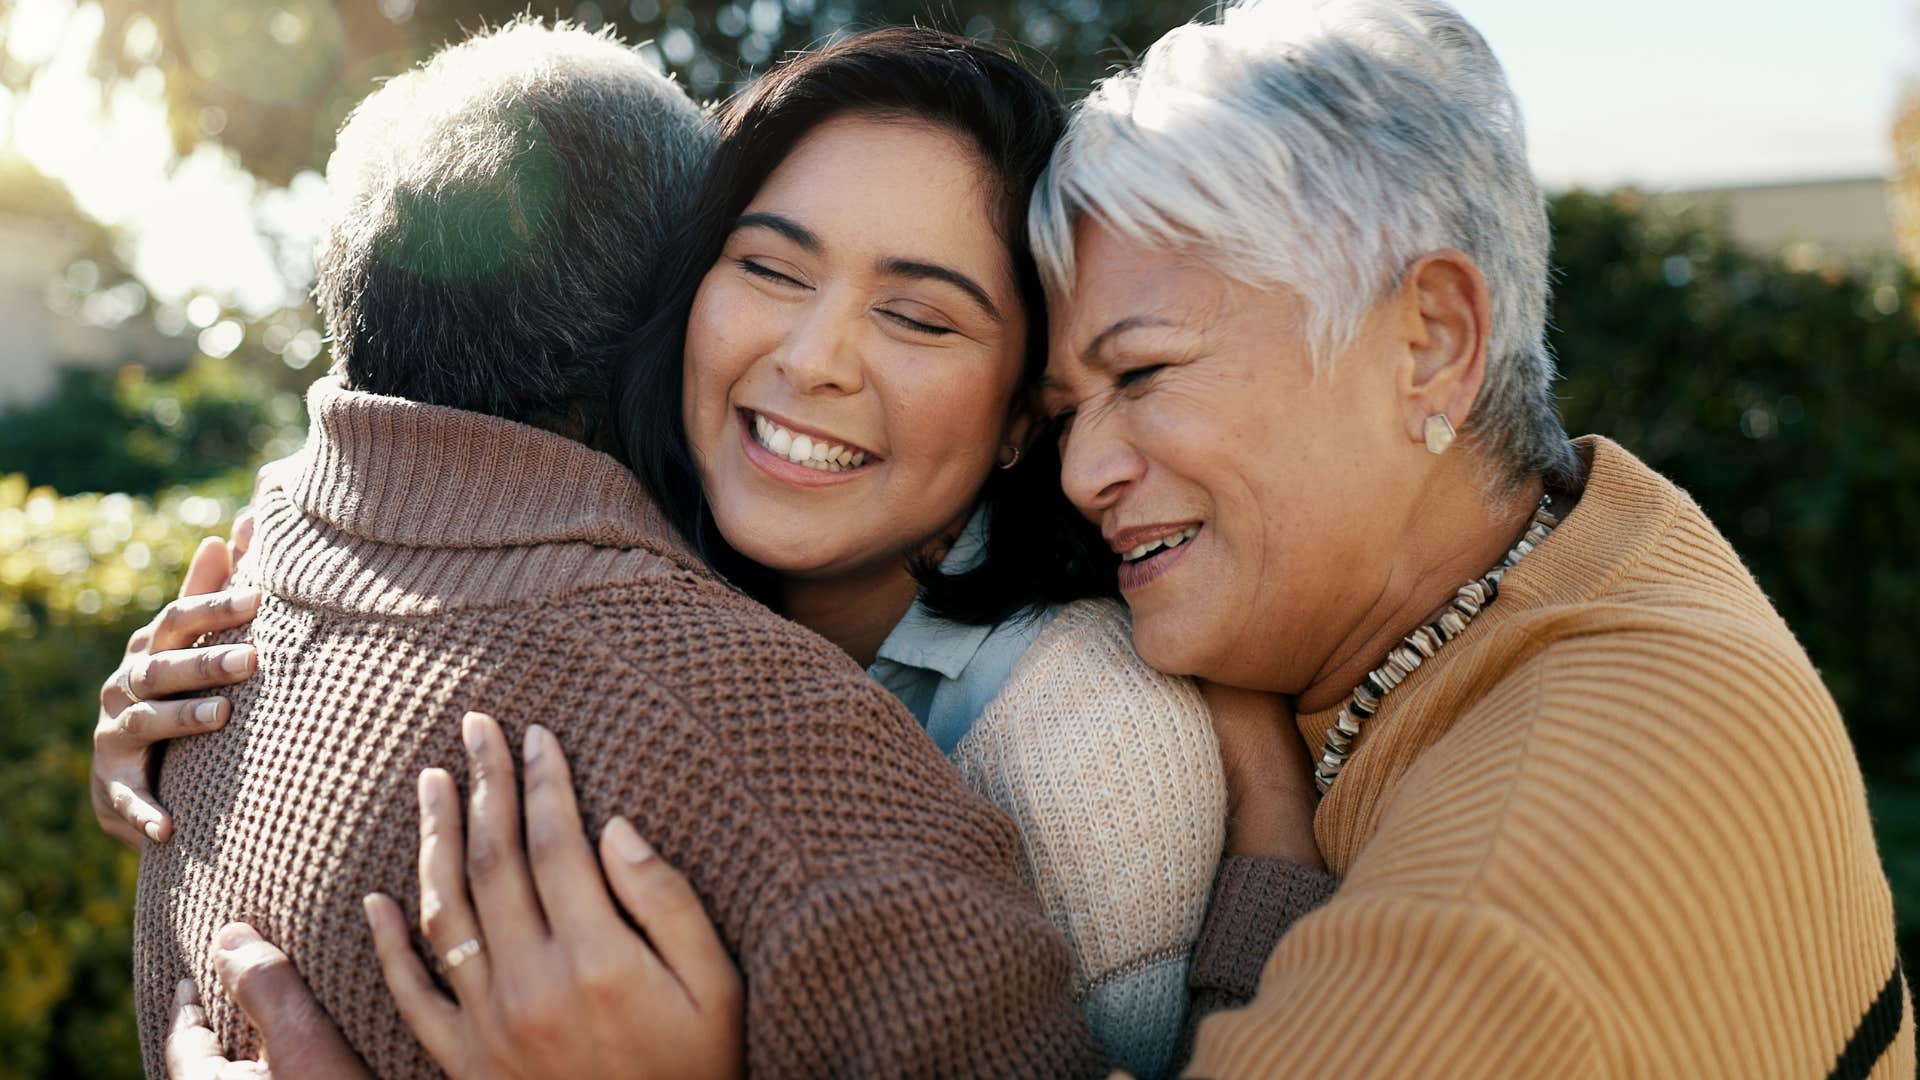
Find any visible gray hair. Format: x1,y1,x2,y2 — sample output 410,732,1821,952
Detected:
317,18,712,434
1030,0,1575,487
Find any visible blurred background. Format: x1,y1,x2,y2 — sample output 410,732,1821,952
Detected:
1,0,1917,1075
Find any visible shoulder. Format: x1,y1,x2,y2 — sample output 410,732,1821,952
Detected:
966,598,1219,776
954,598,1226,981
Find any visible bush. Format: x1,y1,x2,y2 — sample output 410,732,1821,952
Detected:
0,474,244,1080
0,359,303,497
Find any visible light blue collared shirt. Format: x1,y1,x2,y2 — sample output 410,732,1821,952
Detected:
866,509,1061,753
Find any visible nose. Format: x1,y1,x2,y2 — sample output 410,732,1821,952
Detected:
773,298,865,396
1059,407,1144,519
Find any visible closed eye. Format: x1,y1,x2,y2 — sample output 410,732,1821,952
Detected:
1117,364,1166,389
880,310,954,336
737,259,805,287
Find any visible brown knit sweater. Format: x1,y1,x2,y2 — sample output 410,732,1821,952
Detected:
1188,437,1912,1077
133,378,1102,1078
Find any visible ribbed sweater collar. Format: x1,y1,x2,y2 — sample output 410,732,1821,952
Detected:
285,376,684,555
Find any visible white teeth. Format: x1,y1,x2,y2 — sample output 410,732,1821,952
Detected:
748,412,870,472
1120,524,1201,564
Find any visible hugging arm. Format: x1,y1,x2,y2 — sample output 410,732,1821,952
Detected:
93,514,258,847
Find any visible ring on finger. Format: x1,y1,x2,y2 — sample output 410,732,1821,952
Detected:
117,663,144,706
435,937,484,976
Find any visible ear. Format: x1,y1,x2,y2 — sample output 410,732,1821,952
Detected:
1393,250,1492,446
999,388,1042,455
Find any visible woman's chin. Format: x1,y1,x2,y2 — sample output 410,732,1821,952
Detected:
1127,612,1215,680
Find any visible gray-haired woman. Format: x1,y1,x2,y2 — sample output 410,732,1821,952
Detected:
1029,0,1909,1074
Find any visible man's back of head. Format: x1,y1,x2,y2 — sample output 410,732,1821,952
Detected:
316,19,710,438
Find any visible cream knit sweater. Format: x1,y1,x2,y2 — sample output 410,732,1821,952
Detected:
951,599,1227,1079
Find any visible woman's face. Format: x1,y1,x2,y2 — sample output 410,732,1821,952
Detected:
682,113,1028,581
1043,221,1425,692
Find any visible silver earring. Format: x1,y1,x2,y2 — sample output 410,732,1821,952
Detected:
1424,414,1456,455
996,444,1022,470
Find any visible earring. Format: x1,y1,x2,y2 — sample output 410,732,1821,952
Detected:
996,444,1022,470
1423,414,1456,455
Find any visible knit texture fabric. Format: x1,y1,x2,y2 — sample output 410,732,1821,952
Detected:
1187,437,1913,1078
133,378,1102,1079
951,598,1226,1078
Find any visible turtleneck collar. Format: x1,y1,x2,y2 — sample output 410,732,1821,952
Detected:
283,376,687,556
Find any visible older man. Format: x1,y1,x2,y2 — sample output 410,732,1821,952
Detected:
115,21,1099,1077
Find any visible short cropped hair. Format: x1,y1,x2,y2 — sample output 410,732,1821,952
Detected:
317,18,711,435
1031,0,1576,487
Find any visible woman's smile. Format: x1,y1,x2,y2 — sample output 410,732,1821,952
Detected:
737,407,878,487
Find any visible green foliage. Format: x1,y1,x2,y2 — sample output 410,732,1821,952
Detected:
0,473,244,1080
0,359,305,497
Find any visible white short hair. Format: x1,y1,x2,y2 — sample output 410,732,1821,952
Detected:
1031,0,1573,484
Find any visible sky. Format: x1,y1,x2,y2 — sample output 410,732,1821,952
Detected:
1453,0,1915,190
0,0,1913,310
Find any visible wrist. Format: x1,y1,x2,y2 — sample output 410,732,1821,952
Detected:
1224,782,1323,865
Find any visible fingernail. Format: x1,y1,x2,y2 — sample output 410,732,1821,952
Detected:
419,770,445,809
361,894,380,923
463,713,486,756
605,816,652,864
144,820,163,842
215,923,258,952
236,589,262,614
175,978,194,1006
524,724,547,763
219,647,252,677
195,699,222,726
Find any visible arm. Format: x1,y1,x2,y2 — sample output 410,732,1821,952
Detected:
93,518,259,846
1186,892,1600,1078
951,600,1227,1077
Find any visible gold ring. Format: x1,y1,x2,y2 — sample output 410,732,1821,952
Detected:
117,663,144,706
438,937,483,975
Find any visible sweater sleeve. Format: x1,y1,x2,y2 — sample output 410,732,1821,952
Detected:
744,863,1109,1078
1184,891,1601,1078
1186,856,1340,1017
951,599,1227,1079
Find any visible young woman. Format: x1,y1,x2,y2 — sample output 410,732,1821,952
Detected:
97,29,1301,1077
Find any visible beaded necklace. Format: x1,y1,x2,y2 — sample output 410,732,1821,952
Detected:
1312,493,1561,796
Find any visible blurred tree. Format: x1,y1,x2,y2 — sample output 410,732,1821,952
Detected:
7,0,1202,187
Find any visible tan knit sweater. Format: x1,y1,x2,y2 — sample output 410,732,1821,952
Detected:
1188,437,1911,1078
953,599,1226,1077
134,379,1103,1078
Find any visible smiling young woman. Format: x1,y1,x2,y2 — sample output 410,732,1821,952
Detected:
608,34,1252,1073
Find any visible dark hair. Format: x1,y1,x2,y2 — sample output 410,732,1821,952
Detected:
614,26,1117,624
316,20,711,437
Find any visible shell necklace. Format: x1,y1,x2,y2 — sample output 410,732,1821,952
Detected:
1313,493,1561,796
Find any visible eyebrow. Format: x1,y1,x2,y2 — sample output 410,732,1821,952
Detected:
732,212,821,252
879,258,1004,324
1080,315,1178,360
